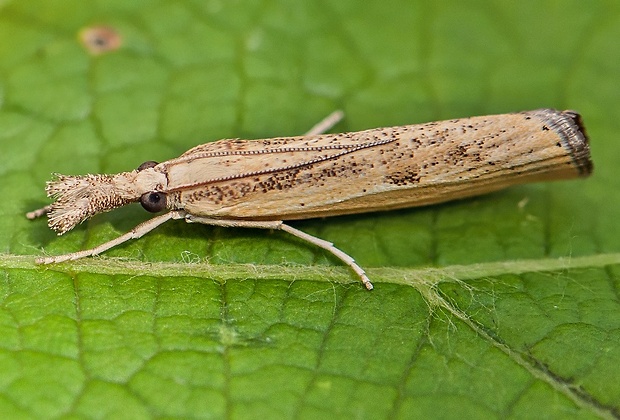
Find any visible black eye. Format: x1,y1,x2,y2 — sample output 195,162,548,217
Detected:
140,192,167,212
137,161,159,171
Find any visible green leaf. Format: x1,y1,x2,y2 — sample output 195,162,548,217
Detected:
1,0,619,418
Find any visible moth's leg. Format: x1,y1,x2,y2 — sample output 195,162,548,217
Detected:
304,110,344,136
36,210,186,264
185,215,373,290
26,205,53,220
280,223,373,290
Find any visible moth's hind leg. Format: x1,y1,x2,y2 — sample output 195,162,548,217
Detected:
184,214,373,290
304,110,344,136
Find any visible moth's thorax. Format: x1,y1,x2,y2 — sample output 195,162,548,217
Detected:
134,167,168,192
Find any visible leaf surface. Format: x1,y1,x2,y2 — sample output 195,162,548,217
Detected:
1,0,619,418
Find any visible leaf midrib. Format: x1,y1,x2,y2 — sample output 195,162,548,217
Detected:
1,252,618,284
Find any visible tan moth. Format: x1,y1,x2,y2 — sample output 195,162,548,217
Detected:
28,109,592,290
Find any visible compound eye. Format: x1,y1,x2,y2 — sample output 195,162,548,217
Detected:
140,191,167,213
137,161,159,171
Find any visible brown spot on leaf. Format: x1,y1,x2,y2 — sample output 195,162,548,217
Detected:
79,26,122,55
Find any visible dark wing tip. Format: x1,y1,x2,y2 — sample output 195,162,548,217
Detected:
531,108,593,177
560,110,593,177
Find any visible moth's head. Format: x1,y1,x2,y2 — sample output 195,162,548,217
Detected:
44,162,168,234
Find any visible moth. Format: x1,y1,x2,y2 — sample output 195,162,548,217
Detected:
28,109,592,290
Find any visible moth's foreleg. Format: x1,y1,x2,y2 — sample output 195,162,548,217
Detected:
26,205,53,220
35,211,185,264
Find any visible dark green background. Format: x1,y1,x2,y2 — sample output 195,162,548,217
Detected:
0,1,619,418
